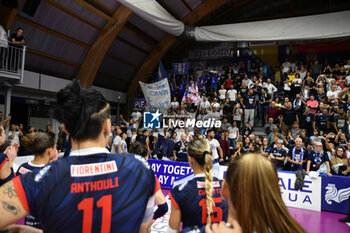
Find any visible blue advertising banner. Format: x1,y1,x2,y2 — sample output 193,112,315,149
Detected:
148,159,193,189
321,175,350,214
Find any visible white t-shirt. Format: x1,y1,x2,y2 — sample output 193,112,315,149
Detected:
282,62,291,73
233,108,243,121
118,139,127,154
327,90,340,99
170,101,179,110
8,131,20,145
218,89,227,100
208,138,220,160
211,102,220,109
227,89,237,102
112,136,121,154
228,126,239,139
292,78,302,87
131,111,141,122
199,100,210,110
264,83,277,94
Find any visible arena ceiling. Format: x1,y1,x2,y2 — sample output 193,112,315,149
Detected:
1,0,350,99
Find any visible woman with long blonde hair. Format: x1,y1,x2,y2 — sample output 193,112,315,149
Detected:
167,139,228,232
206,153,307,233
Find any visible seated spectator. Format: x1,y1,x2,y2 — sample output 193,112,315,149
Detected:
306,141,332,177
331,146,350,176
264,118,276,134
260,137,271,157
287,137,306,171
269,139,286,170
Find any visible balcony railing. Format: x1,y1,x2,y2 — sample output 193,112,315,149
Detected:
0,39,26,83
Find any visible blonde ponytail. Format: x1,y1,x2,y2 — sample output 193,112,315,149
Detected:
188,139,214,224
204,152,213,224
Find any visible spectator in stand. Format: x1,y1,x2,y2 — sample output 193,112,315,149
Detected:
8,27,25,71
218,85,227,104
291,73,303,98
264,117,276,134
166,132,177,160
120,114,140,147
282,57,291,75
8,124,23,146
306,95,319,115
224,74,233,89
45,124,55,139
327,84,340,103
263,78,278,98
207,129,223,162
306,141,332,177
112,127,122,154
267,126,283,146
266,101,281,124
311,60,322,79
259,88,271,126
219,132,230,161
199,96,210,110
269,139,286,170
280,102,298,136
118,132,128,153
131,107,142,122
227,121,239,151
330,146,350,176
210,71,219,92
173,133,189,162
241,89,256,128
260,137,271,157
232,103,243,129
170,96,179,112
334,108,349,132
287,137,306,171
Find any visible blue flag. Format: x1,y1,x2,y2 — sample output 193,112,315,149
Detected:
173,63,189,75
157,60,167,81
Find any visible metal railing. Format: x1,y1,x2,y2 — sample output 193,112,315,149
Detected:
0,39,26,82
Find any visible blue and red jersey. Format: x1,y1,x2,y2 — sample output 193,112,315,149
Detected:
0,153,14,185
13,148,156,233
169,174,228,228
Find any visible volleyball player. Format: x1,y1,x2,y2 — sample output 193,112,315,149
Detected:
0,80,157,233
0,125,17,186
206,154,306,233
16,133,58,229
167,139,228,232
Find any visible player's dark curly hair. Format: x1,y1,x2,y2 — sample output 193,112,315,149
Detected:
52,80,110,140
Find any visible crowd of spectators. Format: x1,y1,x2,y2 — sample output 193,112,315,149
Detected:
112,57,350,176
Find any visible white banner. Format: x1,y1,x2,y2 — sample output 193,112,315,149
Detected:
278,171,321,211
139,79,171,109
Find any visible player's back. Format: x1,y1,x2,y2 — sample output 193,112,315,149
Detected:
13,148,156,233
169,174,228,228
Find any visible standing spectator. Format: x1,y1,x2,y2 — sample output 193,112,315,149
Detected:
207,129,223,162
218,132,230,161
131,107,142,122
311,60,322,79
220,118,230,131
241,89,256,128
280,102,298,136
8,124,23,146
173,133,189,162
264,118,276,134
227,84,237,103
9,27,25,71
306,95,319,115
45,124,55,139
166,132,177,160
334,108,349,132
232,103,243,129
327,84,340,103
287,137,306,171
282,58,291,75
266,101,281,124
118,132,128,153
227,121,239,150
263,78,278,97
259,88,271,125
210,71,219,92
170,96,179,112
218,85,227,104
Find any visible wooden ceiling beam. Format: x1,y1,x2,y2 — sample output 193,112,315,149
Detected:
43,0,102,30
181,0,192,12
105,53,138,68
86,0,114,16
122,27,156,47
74,0,114,22
16,15,90,48
76,5,133,87
116,36,149,54
98,71,131,83
0,0,22,30
27,48,81,68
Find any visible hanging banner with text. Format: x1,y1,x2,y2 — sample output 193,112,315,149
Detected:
139,78,171,109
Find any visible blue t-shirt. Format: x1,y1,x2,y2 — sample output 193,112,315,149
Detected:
210,75,218,88
175,141,189,162
270,148,286,168
244,94,255,109
13,148,156,233
170,175,228,228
